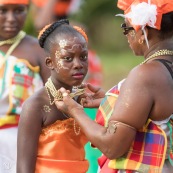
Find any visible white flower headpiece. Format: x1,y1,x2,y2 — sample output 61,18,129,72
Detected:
125,2,157,29
116,0,158,48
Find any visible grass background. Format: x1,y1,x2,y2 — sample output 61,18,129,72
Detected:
98,50,143,90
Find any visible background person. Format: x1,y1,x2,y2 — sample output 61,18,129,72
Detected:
17,19,89,173
31,0,82,31
0,0,50,172
55,0,173,172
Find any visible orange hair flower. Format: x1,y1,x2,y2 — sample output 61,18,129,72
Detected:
38,23,52,40
73,26,88,43
0,0,29,4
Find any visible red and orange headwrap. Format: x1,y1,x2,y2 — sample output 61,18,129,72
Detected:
117,0,173,31
0,0,29,4
31,0,71,16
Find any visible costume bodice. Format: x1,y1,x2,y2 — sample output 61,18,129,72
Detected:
35,118,89,173
0,51,43,128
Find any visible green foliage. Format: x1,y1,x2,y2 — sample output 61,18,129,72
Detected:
72,0,121,24
99,50,143,90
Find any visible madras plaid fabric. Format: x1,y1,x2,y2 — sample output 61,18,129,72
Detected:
96,84,120,127
0,55,43,128
95,80,170,173
11,62,40,113
168,119,173,165
108,120,167,173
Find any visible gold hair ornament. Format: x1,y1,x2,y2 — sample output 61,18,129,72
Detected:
140,49,173,65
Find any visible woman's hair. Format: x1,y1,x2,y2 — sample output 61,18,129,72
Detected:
38,19,88,53
159,12,173,39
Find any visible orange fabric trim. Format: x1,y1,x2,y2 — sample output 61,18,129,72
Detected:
0,0,29,4
32,0,71,16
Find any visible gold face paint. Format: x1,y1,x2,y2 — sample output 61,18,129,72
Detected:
129,30,136,37
54,37,88,73
55,58,69,73
55,50,61,59
59,39,67,48
43,105,51,112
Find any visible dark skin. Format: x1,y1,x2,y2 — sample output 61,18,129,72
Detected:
55,21,173,162
0,4,49,82
17,33,88,173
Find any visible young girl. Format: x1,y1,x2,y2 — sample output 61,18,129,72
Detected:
17,19,89,173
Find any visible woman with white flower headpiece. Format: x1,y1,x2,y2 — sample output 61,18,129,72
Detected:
54,0,173,173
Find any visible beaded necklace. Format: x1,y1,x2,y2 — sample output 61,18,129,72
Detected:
141,49,173,65
0,31,26,46
45,77,84,135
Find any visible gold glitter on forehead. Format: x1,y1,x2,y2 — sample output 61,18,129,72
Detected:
59,39,67,48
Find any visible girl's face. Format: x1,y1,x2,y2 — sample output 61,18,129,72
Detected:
48,34,88,88
0,4,27,40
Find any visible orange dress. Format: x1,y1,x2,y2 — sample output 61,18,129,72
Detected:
35,118,89,173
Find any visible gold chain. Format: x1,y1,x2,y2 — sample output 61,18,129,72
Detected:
0,31,26,46
73,120,81,135
45,77,85,136
45,78,85,105
140,49,173,65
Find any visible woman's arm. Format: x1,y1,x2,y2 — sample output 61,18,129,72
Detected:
55,65,154,159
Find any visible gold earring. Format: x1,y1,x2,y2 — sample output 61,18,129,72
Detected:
138,39,143,44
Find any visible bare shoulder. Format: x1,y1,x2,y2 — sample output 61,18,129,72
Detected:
125,62,164,87
17,34,47,68
21,88,46,119
21,35,45,57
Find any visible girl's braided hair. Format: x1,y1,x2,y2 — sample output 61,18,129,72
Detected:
38,19,88,53
38,19,69,48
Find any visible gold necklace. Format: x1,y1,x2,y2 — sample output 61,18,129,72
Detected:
45,77,85,105
140,49,173,65
45,77,85,135
0,31,26,46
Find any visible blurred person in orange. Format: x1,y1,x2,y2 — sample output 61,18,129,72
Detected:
31,0,82,31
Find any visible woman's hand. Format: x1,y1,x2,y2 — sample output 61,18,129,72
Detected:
79,83,105,108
